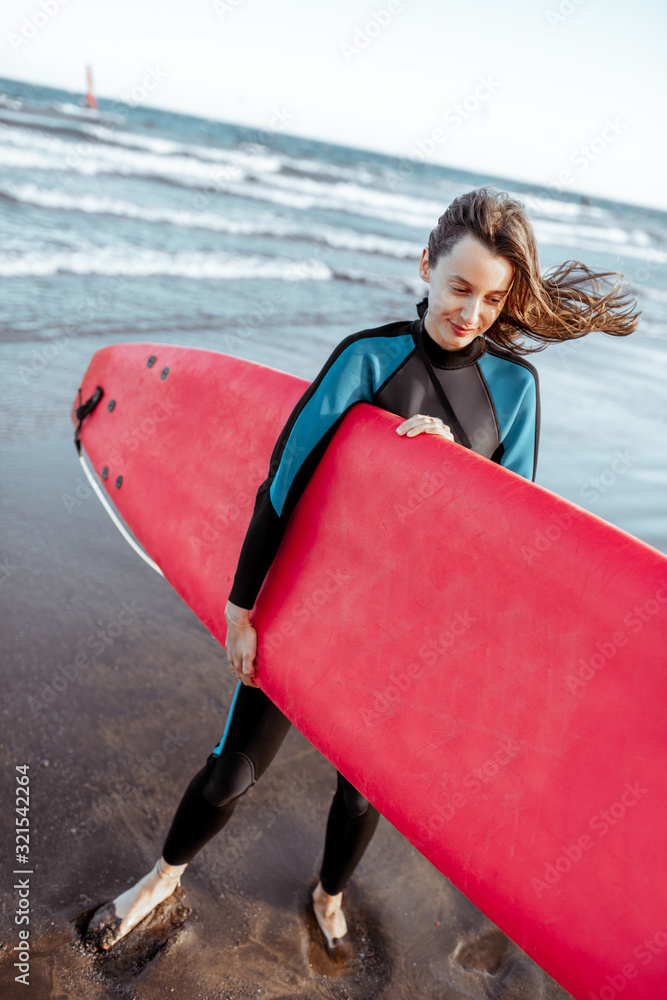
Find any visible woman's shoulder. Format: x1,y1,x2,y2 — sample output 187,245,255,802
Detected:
332,318,417,357
482,341,540,385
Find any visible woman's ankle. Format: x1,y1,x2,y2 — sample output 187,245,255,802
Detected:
157,857,188,882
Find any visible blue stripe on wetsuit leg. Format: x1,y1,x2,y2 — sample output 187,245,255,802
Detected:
269,334,415,516
478,353,538,481
212,681,241,756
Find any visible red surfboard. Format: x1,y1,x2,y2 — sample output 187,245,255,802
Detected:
72,343,667,1000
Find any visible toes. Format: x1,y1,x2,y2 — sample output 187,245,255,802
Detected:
313,910,348,950
86,904,122,951
88,901,116,933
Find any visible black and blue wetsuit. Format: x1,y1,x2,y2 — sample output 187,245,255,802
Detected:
228,302,539,609
162,302,540,893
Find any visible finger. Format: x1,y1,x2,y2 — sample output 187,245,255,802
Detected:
241,655,255,679
406,419,449,437
396,414,429,434
425,423,454,440
399,414,450,434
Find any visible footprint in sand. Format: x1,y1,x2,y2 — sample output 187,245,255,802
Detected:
451,927,562,999
73,887,192,980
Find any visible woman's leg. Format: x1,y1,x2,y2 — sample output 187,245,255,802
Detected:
163,683,292,863
90,683,291,947
319,772,380,895
313,772,380,946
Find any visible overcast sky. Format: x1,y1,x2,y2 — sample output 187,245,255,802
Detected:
1,0,665,211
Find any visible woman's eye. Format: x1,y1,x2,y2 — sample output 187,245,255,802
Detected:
451,287,503,304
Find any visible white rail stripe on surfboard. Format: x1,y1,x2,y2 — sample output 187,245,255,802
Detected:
78,452,164,577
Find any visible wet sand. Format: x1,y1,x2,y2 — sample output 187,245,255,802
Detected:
1,429,574,999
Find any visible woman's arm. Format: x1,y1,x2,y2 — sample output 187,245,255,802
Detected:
479,351,541,483
225,332,382,685
495,365,540,482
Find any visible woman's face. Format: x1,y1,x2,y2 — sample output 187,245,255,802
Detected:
419,235,514,351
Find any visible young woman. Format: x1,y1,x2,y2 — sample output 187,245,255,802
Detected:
89,187,639,951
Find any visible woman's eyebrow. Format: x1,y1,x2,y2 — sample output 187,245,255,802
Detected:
450,274,511,294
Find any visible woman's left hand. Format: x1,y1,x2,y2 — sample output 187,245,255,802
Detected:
396,414,455,441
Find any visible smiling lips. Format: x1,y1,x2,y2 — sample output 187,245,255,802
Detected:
450,321,476,335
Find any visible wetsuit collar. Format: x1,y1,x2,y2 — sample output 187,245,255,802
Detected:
413,304,485,370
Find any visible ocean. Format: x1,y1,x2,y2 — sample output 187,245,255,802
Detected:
1,73,665,549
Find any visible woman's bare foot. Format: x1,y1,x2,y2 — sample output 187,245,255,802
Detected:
312,880,348,949
88,857,187,950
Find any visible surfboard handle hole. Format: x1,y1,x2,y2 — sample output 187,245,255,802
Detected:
160,367,169,380
115,476,123,489
107,400,115,412
147,355,156,368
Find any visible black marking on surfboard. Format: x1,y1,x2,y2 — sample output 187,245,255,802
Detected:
147,355,156,368
101,467,108,480
160,366,169,380
115,476,123,489
107,400,115,412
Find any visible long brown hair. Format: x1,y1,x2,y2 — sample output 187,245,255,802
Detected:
424,187,641,355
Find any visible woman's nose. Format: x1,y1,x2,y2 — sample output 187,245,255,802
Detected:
461,297,482,325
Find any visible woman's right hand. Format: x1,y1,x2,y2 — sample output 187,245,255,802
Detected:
224,602,259,687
